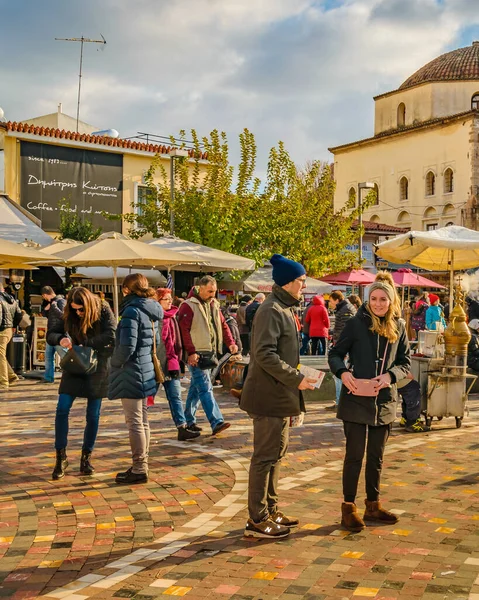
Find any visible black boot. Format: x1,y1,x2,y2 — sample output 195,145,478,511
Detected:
80,450,94,475
52,449,68,480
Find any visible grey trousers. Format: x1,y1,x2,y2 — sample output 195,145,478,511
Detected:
248,412,289,523
121,398,150,474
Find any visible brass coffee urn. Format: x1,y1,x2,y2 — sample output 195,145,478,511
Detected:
444,288,471,376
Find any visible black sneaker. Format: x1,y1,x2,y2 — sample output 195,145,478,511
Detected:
212,421,231,436
270,510,299,528
115,467,148,484
177,426,200,441
405,419,431,433
244,518,290,539
324,404,337,411
187,423,202,432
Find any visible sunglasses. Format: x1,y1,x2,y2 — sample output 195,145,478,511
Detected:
71,304,84,314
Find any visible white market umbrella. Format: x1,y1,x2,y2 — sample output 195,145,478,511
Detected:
0,237,61,266
375,225,479,307
55,231,199,318
219,266,332,295
41,238,84,255
147,235,256,272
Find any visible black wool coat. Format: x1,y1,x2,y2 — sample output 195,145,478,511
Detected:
47,302,117,399
328,304,411,426
108,295,163,400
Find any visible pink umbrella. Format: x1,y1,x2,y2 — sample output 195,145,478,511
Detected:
320,269,376,285
391,268,445,289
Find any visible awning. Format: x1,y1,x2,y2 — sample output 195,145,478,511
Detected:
219,267,332,295
0,195,53,245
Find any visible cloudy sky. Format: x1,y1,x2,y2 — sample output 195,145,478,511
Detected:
1,0,479,176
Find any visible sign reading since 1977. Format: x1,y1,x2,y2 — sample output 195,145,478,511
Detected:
20,141,123,232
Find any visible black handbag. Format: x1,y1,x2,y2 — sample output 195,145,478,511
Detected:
197,351,219,370
60,345,98,376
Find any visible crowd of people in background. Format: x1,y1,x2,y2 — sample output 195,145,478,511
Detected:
5,255,479,539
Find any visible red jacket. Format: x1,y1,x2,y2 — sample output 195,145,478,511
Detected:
305,295,330,337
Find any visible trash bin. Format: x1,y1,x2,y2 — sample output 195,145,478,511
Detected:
7,330,27,374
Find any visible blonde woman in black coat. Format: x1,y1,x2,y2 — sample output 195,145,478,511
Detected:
47,287,116,480
329,278,410,532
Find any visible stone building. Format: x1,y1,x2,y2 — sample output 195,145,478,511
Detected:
329,42,479,232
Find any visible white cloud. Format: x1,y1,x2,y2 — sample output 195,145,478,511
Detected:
1,0,479,171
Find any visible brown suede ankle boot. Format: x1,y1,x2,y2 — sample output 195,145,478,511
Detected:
341,502,365,532
364,500,398,523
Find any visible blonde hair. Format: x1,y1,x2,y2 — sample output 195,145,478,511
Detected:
367,271,400,343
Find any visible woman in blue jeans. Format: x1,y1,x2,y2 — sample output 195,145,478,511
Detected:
156,288,200,441
47,287,116,480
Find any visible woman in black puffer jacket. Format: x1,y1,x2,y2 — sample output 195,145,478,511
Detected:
108,273,163,485
47,287,116,480
329,277,410,533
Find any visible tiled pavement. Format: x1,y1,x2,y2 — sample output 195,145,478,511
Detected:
1,380,479,599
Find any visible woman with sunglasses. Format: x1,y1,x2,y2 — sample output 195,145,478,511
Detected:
47,287,116,480
108,274,163,484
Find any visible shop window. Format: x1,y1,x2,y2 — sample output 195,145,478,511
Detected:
425,171,435,196
472,93,479,110
444,168,454,193
397,103,406,127
399,176,409,201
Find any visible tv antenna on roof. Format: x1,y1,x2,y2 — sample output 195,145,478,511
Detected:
54,34,107,133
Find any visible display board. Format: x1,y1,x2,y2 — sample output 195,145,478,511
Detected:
33,316,48,366
20,141,123,232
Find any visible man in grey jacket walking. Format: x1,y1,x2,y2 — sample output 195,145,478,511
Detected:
240,254,316,539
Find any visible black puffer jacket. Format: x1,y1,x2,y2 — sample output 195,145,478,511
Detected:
0,292,23,331
328,304,410,426
47,302,117,399
332,299,356,344
108,295,163,400
468,331,479,372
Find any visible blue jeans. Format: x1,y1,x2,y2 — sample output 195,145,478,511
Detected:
334,375,342,406
300,333,310,355
185,365,224,431
164,378,186,427
44,344,67,382
44,343,56,383
54,394,102,452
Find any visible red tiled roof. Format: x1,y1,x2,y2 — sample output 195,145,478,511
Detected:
1,121,209,160
352,220,409,234
400,42,479,90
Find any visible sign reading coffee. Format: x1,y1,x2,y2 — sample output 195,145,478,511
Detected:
20,141,123,232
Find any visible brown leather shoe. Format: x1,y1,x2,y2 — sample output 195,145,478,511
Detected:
230,388,242,400
341,502,365,532
363,500,398,523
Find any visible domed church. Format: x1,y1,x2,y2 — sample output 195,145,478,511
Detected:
329,42,479,232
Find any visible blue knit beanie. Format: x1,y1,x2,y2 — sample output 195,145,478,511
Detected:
270,254,306,286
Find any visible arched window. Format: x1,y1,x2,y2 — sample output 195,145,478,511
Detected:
397,210,411,223
424,206,437,219
397,103,406,127
442,203,455,216
347,187,356,208
472,93,479,110
425,171,435,196
399,176,409,201
445,221,454,227
444,168,454,193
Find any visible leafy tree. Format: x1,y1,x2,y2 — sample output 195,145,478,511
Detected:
58,201,102,243
117,130,375,276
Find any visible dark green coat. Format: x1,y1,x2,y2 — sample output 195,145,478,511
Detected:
328,304,411,426
239,284,305,418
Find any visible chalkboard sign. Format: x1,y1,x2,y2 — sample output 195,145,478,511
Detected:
20,141,123,232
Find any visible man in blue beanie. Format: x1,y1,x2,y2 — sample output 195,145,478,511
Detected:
239,254,316,538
